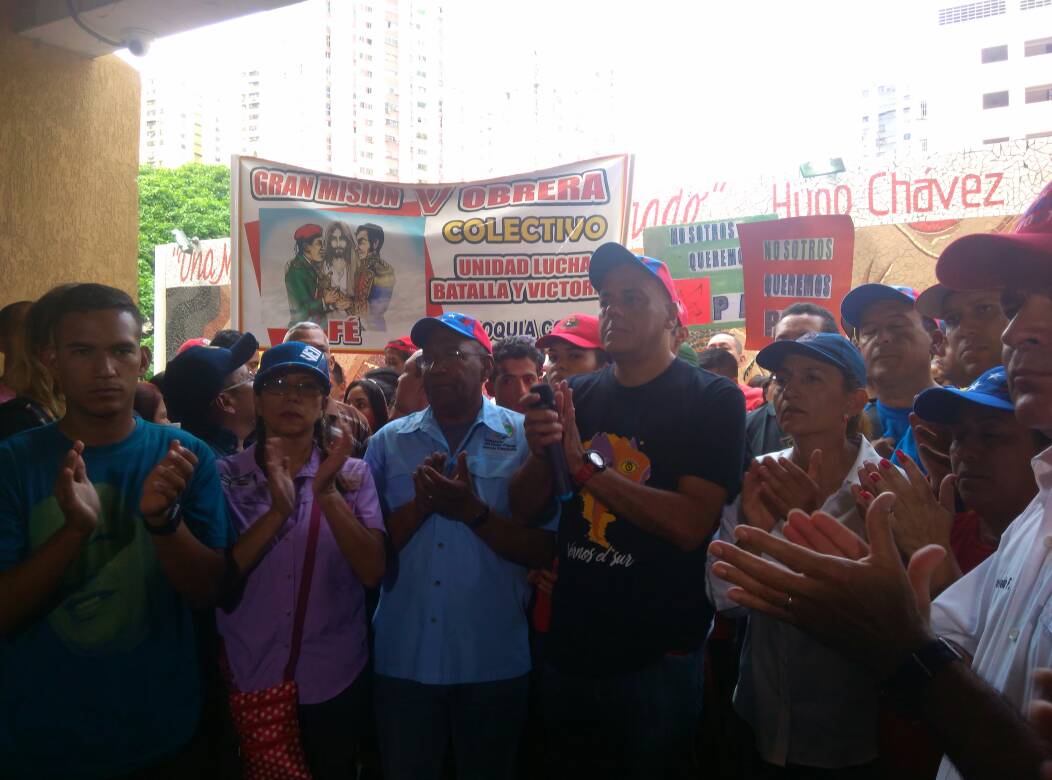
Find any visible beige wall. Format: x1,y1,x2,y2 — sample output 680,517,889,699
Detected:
0,2,140,307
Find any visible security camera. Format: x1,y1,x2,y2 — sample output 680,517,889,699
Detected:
122,28,154,57
172,229,192,253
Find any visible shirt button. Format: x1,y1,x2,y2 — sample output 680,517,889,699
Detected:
434,580,441,586
437,542,444,549
1009,628,1020,641
430,617,437,624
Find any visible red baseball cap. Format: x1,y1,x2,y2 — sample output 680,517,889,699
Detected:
937,179,1052,289
385,336,417,353
294,223,324,242
177,337,210,354
536,314,602,350
410,312,493,354
588,243,688,321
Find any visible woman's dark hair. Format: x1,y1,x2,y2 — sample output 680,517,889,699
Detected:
134,382,164,422
344,378,390,432
835,361,866,439
363,367,398,401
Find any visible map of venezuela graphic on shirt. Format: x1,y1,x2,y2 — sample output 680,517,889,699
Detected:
580,432,651,549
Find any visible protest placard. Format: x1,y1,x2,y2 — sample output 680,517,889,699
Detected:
738,215,855,349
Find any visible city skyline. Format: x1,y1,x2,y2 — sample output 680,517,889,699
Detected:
125,0,1052,189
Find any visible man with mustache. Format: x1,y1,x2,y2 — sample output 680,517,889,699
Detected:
514,243,746,778
707,180,1052,780
364,312,555,780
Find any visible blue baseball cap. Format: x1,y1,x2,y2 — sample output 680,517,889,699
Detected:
410,312,493,353
163,332,258,423
840,283,918,329
588,242,688,320
913,365,1013,425
254,341,330,394
756,331,867,388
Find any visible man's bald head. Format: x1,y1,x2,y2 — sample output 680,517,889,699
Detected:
284,321,329,356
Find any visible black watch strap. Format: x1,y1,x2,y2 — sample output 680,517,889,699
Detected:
143,504,182,536
881,636,963,711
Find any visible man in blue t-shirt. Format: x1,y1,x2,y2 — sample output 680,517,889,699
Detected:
840,284,939,469
0,284,231,779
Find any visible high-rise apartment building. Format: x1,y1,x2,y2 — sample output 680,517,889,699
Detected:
141,69,229,167
926,0,1052,148
138,0,444,181
858,83,931,159
442,61,619,182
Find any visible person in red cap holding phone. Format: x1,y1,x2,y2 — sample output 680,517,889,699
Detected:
535,313,608,385
286,223,343,327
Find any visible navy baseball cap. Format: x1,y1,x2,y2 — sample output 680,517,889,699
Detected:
756,331,867,388
254,341,330,395
913,365,1013,425
411,312,493,353
163,333,259,423
840,283,918,329
588,243,688,320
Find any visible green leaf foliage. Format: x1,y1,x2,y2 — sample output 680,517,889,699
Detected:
137,163,230,350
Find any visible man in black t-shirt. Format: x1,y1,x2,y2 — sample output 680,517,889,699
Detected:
513,243,745,779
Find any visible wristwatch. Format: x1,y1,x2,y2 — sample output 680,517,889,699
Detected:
143,503,182,536
880,636,963,711
573,450,607,487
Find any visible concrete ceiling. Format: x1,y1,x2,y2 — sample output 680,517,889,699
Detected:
14,0,305,58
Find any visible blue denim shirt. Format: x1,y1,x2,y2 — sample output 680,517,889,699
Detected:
364,401,539,685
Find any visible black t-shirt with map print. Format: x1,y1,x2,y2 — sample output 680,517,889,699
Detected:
547,359,745,677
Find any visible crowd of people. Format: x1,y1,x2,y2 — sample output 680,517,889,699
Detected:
0,181,1050,780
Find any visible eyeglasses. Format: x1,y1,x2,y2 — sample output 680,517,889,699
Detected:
260,377,323,399
220,377,254,393
419,347,483,371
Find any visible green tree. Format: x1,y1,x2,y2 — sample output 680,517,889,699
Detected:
138,163,230,349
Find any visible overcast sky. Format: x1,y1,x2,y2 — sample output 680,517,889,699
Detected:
121,0,933,182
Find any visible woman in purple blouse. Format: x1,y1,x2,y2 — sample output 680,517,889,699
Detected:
216,341,387,779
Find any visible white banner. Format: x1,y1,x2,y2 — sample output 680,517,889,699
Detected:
232,154,633,352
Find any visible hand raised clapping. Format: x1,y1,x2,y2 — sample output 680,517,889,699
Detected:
413,451,485,524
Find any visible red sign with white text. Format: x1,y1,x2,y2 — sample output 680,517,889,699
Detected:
738,215,855,349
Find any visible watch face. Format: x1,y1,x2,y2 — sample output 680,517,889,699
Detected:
586,450,605,469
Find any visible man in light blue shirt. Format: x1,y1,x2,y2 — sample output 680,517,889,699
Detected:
364,311,556,780
841,283,939,469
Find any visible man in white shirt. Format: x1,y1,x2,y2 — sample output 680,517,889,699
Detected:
708,179,1052,780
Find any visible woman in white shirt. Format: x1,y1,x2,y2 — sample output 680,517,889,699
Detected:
707,332,888,778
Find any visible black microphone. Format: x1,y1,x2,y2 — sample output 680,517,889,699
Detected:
529,382,574,502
